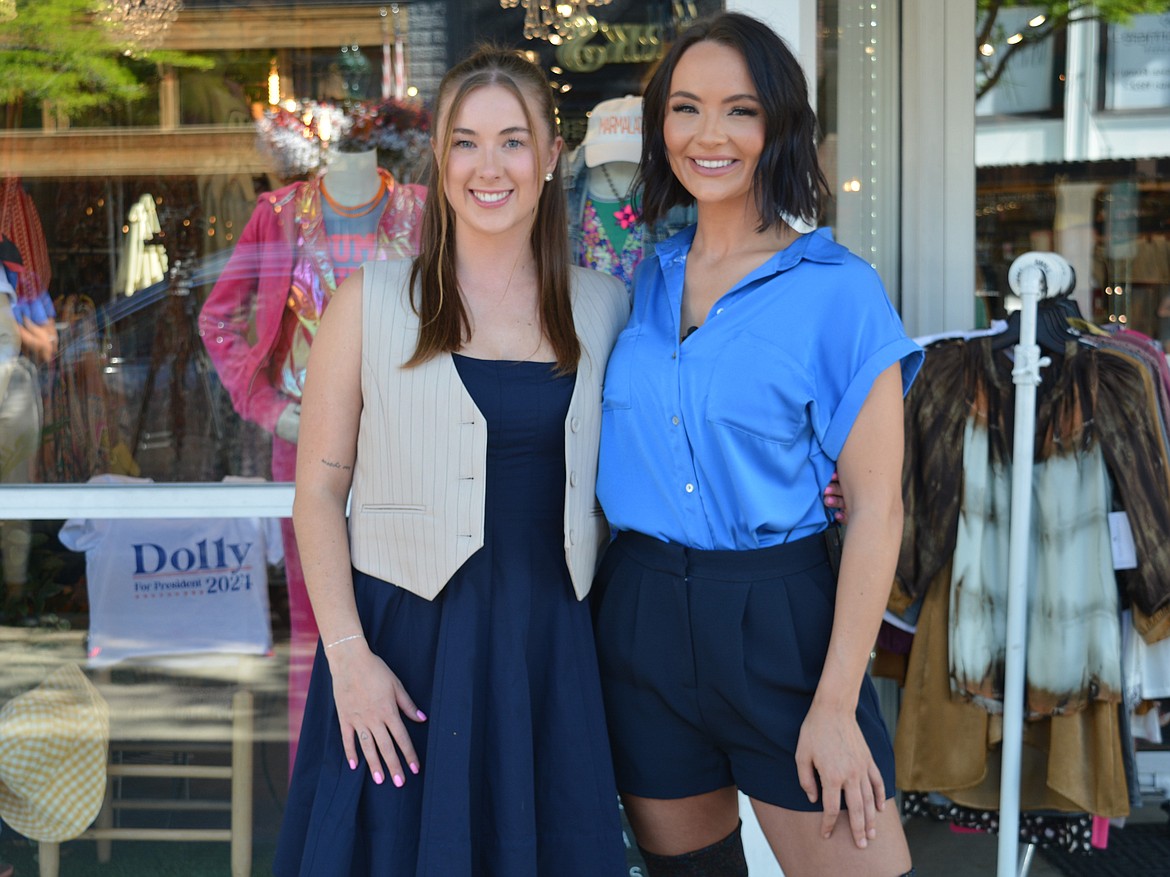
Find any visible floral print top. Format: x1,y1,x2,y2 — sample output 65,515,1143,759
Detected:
575,197,645,294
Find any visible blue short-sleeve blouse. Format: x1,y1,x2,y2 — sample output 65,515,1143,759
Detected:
597,226,924,550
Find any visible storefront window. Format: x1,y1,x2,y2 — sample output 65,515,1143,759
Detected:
975,12,1170,351
0,2,722,872
1,0,726,491
2,2,451,493
1102,12,1170,112
975,2,1066,118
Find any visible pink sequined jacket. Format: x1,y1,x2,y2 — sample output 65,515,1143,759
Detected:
199,173,425,433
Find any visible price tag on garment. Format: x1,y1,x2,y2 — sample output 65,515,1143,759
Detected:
1108,511,1138,570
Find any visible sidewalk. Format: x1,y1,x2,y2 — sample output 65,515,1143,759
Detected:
905,816,1062,876
906,798,1169,877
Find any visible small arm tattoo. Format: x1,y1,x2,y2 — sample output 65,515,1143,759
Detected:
320,458,352,472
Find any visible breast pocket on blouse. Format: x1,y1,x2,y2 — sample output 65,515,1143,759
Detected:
601,326,640,411
704,335,812,446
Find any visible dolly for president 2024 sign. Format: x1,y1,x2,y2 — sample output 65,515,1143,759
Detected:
58,515,283,667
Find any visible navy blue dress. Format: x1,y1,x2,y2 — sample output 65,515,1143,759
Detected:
274,355,626,877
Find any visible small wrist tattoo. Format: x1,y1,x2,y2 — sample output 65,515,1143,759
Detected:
321,458,352,471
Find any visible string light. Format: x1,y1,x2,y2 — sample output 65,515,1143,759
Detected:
268,60,281,106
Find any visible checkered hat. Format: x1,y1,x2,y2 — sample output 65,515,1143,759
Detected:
0,664,109,842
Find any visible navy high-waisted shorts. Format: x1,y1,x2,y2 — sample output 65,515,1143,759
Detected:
592,529,896,811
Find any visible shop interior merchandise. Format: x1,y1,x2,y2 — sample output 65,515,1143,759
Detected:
882,242,1170,869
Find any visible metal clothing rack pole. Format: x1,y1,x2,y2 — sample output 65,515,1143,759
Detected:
996,252,1070,877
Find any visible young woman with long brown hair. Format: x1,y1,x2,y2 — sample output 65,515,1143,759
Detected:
273,46,629,876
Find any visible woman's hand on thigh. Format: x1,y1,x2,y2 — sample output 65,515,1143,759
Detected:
751,796,911,877
795,703,885,849
328,644,427,786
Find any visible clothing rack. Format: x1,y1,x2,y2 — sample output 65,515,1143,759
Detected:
997,252,1076,877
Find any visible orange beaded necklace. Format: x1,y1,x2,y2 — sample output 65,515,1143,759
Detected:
319,178,387,219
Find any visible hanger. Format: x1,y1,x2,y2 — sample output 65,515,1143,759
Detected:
991,293,1083,353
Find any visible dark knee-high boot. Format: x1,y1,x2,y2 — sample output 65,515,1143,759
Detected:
637,821,748,877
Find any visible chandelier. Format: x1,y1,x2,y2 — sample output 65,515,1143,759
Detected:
98,0,183,52
499,0,613,43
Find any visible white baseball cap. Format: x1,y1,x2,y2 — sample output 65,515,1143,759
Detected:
580,95,643,167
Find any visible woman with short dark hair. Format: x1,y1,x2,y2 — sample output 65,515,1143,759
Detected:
594,13,922,877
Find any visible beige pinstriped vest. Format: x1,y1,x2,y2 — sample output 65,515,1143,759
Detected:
348,258,629,601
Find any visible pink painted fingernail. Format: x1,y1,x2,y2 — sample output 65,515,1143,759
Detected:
393,774,404,788
409,762,419,775
373,771,384,785
348,758,357,770
416,709,427,720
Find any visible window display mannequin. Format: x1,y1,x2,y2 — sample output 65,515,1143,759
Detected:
567,96,695,293
579,159,642,281
567,96,645,293
0,245,41,615
317,146,385,205
199,145,425,772
0,181,56,618
0,180,56,363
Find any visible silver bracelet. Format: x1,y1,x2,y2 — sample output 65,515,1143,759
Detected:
324,633,364,650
